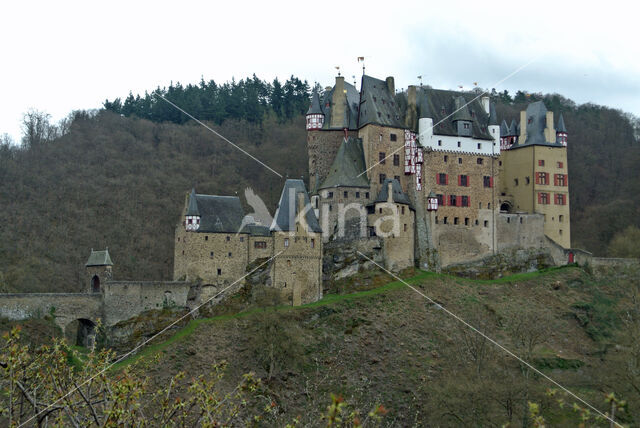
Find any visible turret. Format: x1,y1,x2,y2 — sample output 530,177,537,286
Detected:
306,89,325,130
86,248,113,293
487,101,500,150
556,113,568,146
185,188,201,231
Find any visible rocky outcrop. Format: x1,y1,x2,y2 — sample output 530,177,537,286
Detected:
443,247,555,279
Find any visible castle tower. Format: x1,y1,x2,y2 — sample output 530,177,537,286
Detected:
306,89,325,130
85,248,113,293
488,102,500,149
185,188,200,231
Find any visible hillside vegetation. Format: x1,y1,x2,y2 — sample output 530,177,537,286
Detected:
116,265,640,426
0,77,638,292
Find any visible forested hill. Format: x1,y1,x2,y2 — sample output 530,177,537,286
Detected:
0,77,638,293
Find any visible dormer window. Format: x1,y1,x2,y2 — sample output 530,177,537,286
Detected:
528,117,533,124
463,123,470,129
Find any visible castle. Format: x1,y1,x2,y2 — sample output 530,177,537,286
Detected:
172,73,573,305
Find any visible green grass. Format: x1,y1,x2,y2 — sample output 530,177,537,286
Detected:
111,267,577,370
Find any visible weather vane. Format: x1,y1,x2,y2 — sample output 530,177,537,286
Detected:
335,66,341,76
357,56,365,75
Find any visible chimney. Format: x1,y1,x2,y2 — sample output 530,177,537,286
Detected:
405,85,417,129
481,96,490,114
386,76,395,95
296,191,307,231
330,76,346,128
387,180,394,204
520,110,527,141
545,111,556,143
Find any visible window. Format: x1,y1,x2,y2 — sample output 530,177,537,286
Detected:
368,226,376,237
487,203,491,209
435,216,439,224
477,143,482,150
514,178,519,186
226,236,230,241
477,158,483,165
404,223,407,231
344,191,348,198
254,241,267,249
475,219,479,225
390,133,397,141
311,239,315,248
240,237,244,242
329,204,332,211
464,123,470,129
217,268,222,275
536,172,549,185
555,193,566,205
464,217,469,225
365,192,370,199
559,229,563,235
379,173,386,184
328,191,333,198
459,175,469,187
355,191,360,198
284,238,289,247
205,235,208,241
454,217,459,225
499,160,502,166
538,159,545,166
449,195,457,206
461,196,469,207
538,192,549,205
444,155,448,162
457,141,461,147
443,217,448,224
525,177,530,185
557,161,564,168
393,154,400,166
438,140,442,146
436,194,444,206
559,215,564,223
379,152,386,164
228,252,232,257
483,176,493,188
437,173,448,185
528,117,532,124
401,206,405,215
484,220,489,227
555,174,567,186
210,251,214,257
458,158,462,164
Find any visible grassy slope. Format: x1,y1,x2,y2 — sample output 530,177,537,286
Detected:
118,266,638,426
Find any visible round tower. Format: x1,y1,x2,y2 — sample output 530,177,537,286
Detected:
306,89,325,130
185,188,201,231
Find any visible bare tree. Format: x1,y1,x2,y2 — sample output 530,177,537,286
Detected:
20,109,59,149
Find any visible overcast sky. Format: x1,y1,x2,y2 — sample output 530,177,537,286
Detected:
2,0,639,143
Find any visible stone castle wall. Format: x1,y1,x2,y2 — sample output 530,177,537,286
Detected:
308,130,355,191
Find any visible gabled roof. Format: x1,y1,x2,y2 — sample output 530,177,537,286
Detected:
523,101,548,145
271,179,322,233
319,81,360,130
86,249,113,267
191,193,245,233
358,75,405,128
319,137,369,190
186,188,200,216
373,178,413,208
409,87,494,140
556,113,567,133
307,89,323,115
240,223,271,237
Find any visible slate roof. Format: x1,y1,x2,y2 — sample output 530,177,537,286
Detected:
186,188,200,216
240,223,271,237
508,119,518,136
505,101,564,149
556,113,567,133
271,179,322,233
358,75,405,128
500,120,509,136
307,89,323,115
489,102,499,126
409,87,494,140
319,137,369,190
191,194,246,233
319,81,360,130
372,178,413,209
86,249,113,267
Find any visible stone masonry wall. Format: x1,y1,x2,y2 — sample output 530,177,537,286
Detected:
308,130,355,192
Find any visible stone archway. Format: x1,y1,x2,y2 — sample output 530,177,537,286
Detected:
500,201,513,213
65,318,97,349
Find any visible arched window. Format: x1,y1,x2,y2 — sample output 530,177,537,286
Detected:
91,275,100,293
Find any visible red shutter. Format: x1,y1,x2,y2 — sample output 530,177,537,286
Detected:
553,174,558,186
535,174,540,185
537,193,541,204
489,177,494,188
467,195,470,207
436,174,440,185
445,174,449,185
565,174,568,187
466,176,470,187
456,195,462,207
457,175,461,186
442,194,446,206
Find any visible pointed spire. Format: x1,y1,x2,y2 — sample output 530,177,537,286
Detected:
556,113,567,133
307,89,323,115
186,188,200,216
509,119,518,136
488,102,498,126
500,119,509,136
